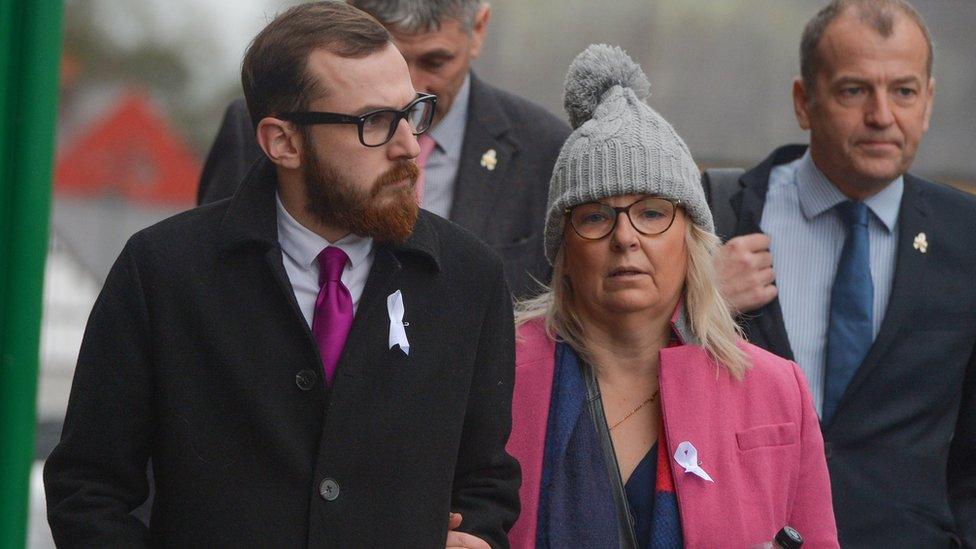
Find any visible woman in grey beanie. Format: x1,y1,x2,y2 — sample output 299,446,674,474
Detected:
505,45,838,548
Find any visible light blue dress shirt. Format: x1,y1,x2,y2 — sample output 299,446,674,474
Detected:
760,150,902,414
422,74,470,219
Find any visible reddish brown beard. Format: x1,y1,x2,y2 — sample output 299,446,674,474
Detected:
303,141,420,243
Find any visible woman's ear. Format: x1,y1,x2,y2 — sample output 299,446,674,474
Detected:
256,117,302,170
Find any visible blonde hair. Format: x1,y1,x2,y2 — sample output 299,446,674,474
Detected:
515,221,749,379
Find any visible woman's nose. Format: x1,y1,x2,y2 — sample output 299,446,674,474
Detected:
610,211,639,250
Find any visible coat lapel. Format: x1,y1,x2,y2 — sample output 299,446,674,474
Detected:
330,245,402,384
658,344,742,544
448,74,518,235
828,175,930,423
218,157,314,340
217,161,443,395
330,213,441,386
732,146,807,360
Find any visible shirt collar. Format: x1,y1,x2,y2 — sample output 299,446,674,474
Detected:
275,193,373,269
864,174,903,232
795,149,903,232
428,73,470,159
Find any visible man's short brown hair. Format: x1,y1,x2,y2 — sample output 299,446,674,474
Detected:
241,1,391,128
800,0,934,94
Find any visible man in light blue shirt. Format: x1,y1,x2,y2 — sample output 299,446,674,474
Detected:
759,149,901,414
713,1,976,546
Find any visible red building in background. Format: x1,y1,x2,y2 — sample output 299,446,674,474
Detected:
53,90,200,205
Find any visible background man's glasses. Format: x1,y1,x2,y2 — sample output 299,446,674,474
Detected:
565,197,681,240
280,93,437,147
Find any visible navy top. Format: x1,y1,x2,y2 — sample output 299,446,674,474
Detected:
625,443,659,549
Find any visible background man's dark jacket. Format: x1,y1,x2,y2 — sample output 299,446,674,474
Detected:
726,144,976,548
197,73,571,299
44,158,520,547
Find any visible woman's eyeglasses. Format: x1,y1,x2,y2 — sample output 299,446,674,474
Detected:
565,197,681,240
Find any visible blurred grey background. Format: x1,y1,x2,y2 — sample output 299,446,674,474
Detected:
60,0,976,184
477,0,975,185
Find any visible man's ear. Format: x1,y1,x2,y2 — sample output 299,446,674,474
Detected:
468,4,491,60
922,77,936,132
256,117,302,169
792,77,813,131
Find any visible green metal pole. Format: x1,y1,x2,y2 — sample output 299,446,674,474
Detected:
0,0,64,547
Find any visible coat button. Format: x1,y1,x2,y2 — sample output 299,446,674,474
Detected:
295,370,317,391
319,478,340,501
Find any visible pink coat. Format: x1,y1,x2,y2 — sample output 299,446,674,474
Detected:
506,318,838,548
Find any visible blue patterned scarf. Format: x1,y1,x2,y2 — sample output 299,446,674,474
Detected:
536,342,682,548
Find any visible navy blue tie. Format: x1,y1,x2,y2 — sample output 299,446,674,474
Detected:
823,201,873,424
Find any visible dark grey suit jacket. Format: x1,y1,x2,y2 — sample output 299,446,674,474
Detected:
724,145,976,549
197,73,571,299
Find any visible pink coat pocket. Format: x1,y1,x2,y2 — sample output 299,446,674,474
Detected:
736,422,799,451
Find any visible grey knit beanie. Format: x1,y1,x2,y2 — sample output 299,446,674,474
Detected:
544,44,714,263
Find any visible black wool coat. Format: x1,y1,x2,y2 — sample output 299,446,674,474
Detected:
45,158,520,548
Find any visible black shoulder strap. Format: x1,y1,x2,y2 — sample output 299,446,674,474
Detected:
702,168,745,243
582,361,639,549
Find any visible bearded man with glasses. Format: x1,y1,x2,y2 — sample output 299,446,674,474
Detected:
44,3,519,547
197,0,571,300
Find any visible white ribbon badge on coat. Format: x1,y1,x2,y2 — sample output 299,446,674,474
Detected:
674,441,714,482
387,290,410,355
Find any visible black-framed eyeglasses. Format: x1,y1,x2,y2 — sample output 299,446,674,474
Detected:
565,197,681,240
279,93,437,147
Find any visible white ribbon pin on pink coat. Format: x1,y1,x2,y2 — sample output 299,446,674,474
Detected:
674,441,714,482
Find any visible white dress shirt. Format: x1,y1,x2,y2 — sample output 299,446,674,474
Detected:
275,193,375,327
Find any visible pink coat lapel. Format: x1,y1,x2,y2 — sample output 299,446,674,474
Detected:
659,343,837,547
507,319,555,548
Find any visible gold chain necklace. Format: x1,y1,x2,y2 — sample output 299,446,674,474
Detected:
608,388,660,431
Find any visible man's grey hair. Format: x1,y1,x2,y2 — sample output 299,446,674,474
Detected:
349,0,485,33
800,0,934,93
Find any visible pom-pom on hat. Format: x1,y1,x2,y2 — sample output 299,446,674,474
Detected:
543,44,714,264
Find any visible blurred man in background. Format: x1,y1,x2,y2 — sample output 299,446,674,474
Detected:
199,0,571,299
713,1,975,546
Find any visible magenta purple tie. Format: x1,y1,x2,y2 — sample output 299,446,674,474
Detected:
311,247,353,387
